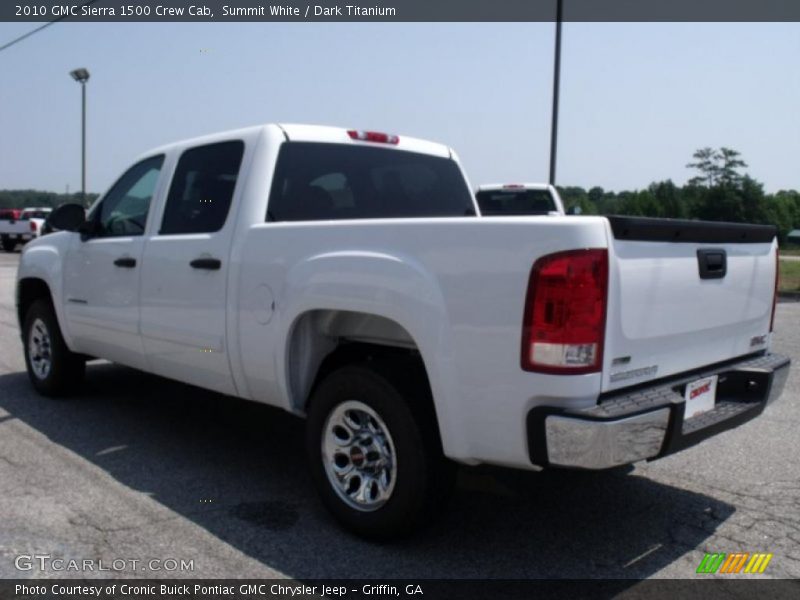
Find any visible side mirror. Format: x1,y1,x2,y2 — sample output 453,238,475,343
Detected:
47,203,86,232
566,205,583,215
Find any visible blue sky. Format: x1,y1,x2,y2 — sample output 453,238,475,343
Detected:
0,22,798,195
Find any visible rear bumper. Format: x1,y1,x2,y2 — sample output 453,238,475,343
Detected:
527,353,790,470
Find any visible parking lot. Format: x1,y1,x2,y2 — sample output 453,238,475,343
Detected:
0,249,798,582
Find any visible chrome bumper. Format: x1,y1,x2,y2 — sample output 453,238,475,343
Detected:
528,353,791,470
545,409,670,469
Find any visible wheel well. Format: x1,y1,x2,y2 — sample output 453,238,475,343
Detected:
17,278,52,328
286,310,432,414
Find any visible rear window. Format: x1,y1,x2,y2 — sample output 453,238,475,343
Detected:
266,143,475,221
476,189,557,216
20,210,50,220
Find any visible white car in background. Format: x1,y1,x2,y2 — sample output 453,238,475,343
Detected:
0,207,52,252
476,183,565,216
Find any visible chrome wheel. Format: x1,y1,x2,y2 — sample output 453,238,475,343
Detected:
28,318,52,380
321,400,397,512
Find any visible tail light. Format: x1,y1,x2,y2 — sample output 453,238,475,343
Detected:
347,130,399,145
30,220,37,232
521,249,608,374
770,248,779,332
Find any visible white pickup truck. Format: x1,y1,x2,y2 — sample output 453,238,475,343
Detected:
476,183,565,216
16,124,789,538
1,207,52,251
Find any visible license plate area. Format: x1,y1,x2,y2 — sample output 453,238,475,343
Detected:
684,375,718,419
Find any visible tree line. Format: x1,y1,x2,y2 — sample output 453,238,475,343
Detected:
558,147,800,244
0,190,98,211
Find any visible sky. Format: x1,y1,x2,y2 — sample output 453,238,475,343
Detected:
0,22,798,195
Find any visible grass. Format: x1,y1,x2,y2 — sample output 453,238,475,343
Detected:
780,247,800,256
779,259,800,292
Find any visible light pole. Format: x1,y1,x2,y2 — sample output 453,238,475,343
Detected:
69,68,90,204
548,0,563,186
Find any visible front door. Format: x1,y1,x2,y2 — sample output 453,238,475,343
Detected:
63,155,166,370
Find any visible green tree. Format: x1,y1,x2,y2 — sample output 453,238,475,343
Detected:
588,186,604,206
650,180,685,219
557,186,596,215
687,147,720,187
718,147,747,188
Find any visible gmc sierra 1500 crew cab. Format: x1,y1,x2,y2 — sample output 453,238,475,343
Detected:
16,124,790,538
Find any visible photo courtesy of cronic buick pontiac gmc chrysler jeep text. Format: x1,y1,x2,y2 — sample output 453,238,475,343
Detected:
15,124,790,539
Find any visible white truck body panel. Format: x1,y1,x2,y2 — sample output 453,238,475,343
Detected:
603,237,776,392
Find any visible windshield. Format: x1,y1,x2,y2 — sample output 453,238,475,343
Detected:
476,189,557,216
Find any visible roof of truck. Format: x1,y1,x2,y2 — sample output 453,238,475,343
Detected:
476,183,553,192
140,123,452,161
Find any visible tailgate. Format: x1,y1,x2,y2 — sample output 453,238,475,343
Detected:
602,216,778,392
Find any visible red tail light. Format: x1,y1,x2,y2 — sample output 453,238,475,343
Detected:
770,248,779,332
521,249,609,374
30,220,37,232
347,130,399,145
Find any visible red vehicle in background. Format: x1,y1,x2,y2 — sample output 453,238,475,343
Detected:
0,208,22,221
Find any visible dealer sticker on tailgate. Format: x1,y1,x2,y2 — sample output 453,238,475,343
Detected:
685,375,718,419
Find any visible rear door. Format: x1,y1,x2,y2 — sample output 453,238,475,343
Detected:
139,140,246,395
602,217,778,392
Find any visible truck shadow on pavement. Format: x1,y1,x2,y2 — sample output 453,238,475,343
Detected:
0,364,735,580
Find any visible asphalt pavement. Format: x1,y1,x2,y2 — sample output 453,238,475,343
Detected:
0,250,798,583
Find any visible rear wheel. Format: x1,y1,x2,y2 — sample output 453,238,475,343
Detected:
23,300,85,396
1,238,15,252
306,361,455,539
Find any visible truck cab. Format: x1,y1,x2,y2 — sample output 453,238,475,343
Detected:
475,183,565,216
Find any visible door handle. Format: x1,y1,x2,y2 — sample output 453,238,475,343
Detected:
190,257,222,270
697,248,727,279
114,257,136,268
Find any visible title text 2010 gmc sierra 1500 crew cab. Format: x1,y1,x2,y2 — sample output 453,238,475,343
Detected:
16,124,790,538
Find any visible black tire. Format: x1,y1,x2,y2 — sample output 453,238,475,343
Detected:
1,238,15,252
306,360,456,540
23,299,85,396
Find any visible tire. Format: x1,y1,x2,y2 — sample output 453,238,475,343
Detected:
306,360,456,540
1,238,15,252
23,299,85,396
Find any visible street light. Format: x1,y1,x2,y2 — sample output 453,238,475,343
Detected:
548,0,563,186
69,68,90,203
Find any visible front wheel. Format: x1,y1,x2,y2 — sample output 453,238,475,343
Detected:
306,362,455,540
23,300,85,396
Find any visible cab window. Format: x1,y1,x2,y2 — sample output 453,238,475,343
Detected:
160,140,245,234
91,155,165,237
